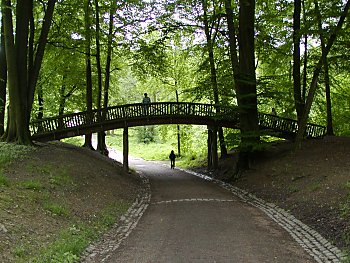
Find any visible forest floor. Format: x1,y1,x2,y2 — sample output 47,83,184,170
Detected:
192,136,350,255
0,137,349,261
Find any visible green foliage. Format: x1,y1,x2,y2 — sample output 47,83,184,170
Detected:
136,126,157,144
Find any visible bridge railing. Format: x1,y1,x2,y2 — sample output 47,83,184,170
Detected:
258,113,326,138
29,102,238,135
29,102,325,139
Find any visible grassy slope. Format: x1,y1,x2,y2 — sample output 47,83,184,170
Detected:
0,141,140,262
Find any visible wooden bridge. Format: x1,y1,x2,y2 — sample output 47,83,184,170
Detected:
30,102,326,142
30,102,326,171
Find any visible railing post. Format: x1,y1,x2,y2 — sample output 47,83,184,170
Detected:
207,127,212,169
123,127,129,172
211,126,218,170
207,125,218,170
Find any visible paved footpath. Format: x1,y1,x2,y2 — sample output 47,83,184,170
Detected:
82,150,345,263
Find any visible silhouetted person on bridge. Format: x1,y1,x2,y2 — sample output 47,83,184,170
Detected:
142,93,151,115
271,107,277,128
271,107,277,116
169,150,176,169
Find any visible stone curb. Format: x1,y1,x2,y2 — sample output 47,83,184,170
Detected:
152,198,237,205
175,166,348,263
80,173,151,263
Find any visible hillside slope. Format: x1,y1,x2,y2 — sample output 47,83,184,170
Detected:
222,137,350,255
0,142,141,262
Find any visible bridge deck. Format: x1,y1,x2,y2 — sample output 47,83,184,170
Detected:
29,102,326,142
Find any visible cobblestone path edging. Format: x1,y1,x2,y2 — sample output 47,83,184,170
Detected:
175,166,348,263
80,173,151,263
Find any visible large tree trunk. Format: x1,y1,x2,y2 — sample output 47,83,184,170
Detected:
302,0,308,103
0,18,7,137
83,0,94,150
94,0,107,155
295,0,350,146
202,0,227,158
235,0,259,170
2,0,56,144
314,0,334,136
2,0,32,144
99,0,116,156
27,0,56,116
224,0,239,76
293,0,304,121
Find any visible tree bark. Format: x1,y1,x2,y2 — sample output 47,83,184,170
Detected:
27,0,56,116
314,0,334,135
2,0,32,144
94,0,106,154
301,0,308,103
83,0,94,149
0,17,7,137
235,0,259,170
293,0,304,121
202,0,227,158
295,0,350,146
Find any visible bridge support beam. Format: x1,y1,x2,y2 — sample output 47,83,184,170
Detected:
123,127,129,172
207,126,218,170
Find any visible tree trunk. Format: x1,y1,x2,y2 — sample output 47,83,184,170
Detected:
295,0,350,146
175,90,181,157
2,0,32,144
0,18,7,137
302,0,308,103
224,0,239,75
27,0,56,116
293,0,304,121
314,0,334,136
99,1,116,156
83,0,94,150
37,86,44,120
235,0,259,170
94,0,108,155
202,0,227,158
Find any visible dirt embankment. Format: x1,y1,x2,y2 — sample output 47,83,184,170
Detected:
209,137,350,252
0,142,141,262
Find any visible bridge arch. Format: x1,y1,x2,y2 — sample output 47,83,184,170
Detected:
30,102,326,171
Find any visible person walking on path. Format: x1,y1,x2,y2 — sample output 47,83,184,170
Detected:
169,150,176,169
142,93,151,115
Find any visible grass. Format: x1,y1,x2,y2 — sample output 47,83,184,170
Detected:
43,201,70,217
61,136,84,147
19,179,43,191
288,184,300,193
0,142,35,167
106,132,177,161
310,182,322,191
0,173,9,187
21,201,130,263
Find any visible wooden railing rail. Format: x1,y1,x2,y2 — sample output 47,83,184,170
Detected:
29,102,326,140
